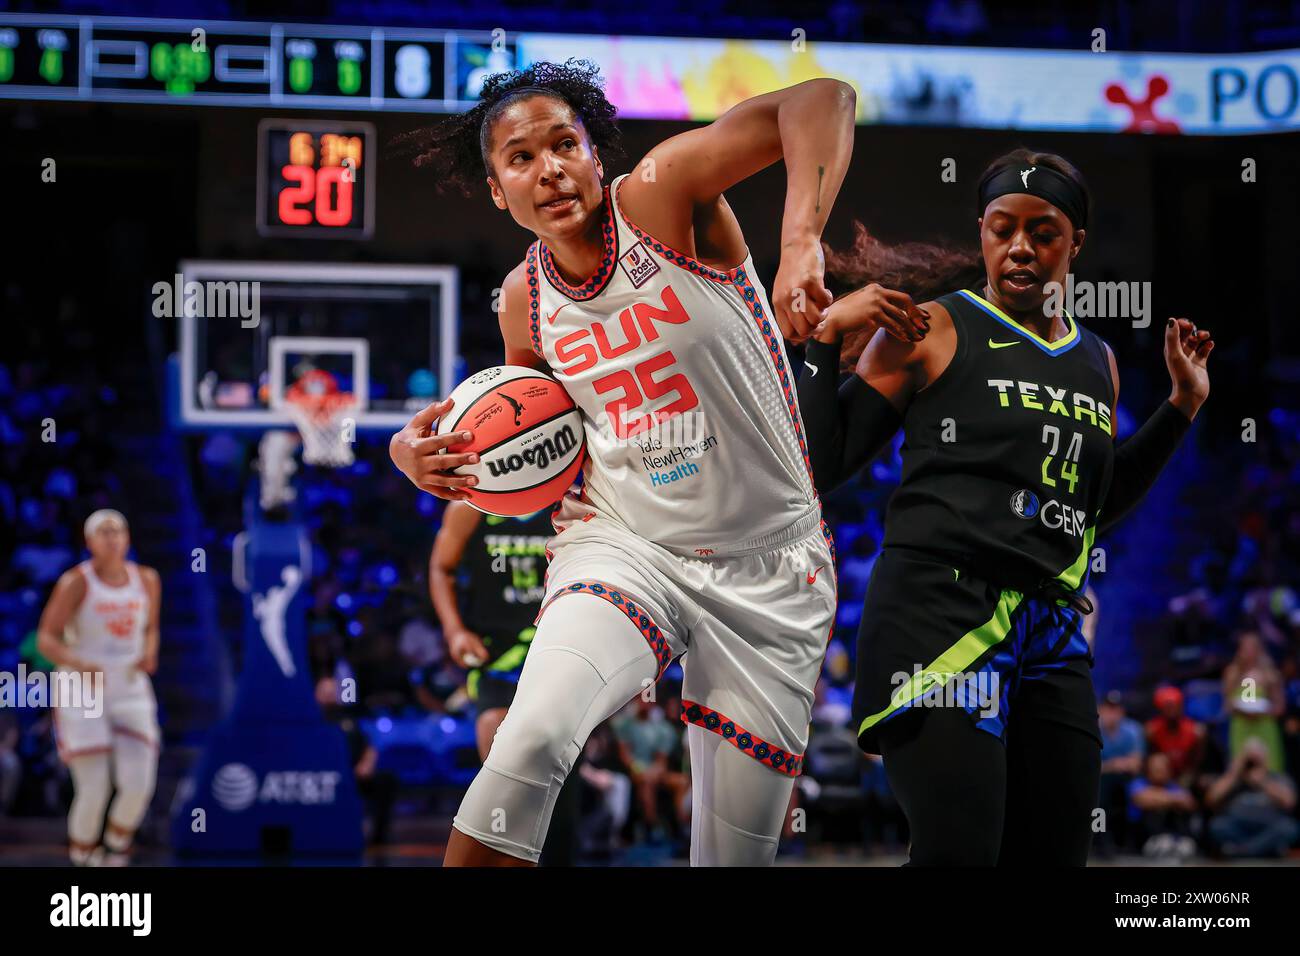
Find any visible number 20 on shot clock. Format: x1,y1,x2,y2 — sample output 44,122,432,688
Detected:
256,119,376,239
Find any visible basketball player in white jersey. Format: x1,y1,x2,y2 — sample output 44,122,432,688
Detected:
36,510,162,865
391,61,854,865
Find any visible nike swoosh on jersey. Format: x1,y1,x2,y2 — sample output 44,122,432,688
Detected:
547,304,571,325
988,339,1021,349
806,361,819,377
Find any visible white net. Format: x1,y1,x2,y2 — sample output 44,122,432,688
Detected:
284,371,357,467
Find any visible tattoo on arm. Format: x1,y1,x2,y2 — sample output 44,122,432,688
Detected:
815,165,825,214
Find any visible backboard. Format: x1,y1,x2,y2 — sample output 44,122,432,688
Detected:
172,260,458,432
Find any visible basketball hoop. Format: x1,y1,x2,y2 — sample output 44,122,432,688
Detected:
284,369,357,467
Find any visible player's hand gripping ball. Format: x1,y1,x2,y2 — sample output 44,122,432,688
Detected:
433,366,585,516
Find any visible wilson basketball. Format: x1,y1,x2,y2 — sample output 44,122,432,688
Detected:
436,366,585,516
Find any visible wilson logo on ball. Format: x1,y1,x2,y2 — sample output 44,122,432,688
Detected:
436,366,586,517
485,424,580,477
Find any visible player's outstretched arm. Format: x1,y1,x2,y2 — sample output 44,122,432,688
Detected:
139,565,161,675
1097,318,1213,533
619,78,857,340
429,500,490,668
796,284,931,493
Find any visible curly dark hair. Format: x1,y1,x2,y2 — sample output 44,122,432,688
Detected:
829,147,1089,369
391,58,624,196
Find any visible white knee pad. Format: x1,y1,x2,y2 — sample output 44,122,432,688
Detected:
687,724,795,867
453,592,662,862
68,753,112,847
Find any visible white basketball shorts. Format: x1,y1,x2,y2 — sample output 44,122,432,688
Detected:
52,667,160,762
539,505,837,776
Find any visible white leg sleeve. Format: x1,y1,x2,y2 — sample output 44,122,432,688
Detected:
68,752,112,848
687,723,795,867
105,713,159,847
452,592,663,862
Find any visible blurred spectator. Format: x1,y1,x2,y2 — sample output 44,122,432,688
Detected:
1097,691,1144,853
0,710,21,815
613,697,690,842
576,724,633,857
315,676,399,846
1128,752,1198,861
1206,739,1298,859
398,614,443,669
1221,631,1286,771
1157,588,1230,684
1145,685,1206,786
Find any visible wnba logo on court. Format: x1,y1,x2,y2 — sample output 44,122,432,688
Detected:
1010,489,1040,519
485,424,580,477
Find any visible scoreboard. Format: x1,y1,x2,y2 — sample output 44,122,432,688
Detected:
0,14,516,112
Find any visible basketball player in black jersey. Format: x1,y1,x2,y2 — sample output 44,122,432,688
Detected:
796,149,1214,865
429,502,578,863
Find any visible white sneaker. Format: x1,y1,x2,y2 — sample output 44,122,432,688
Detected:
70,846,104,867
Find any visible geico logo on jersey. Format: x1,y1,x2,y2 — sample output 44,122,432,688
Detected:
211,762,342,811
1011,490,1085,537
1040,498,1088,538
986,378,1112,434
552,285,691,375
484,424,579,477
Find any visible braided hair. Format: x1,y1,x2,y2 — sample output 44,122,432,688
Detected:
392,58,624,196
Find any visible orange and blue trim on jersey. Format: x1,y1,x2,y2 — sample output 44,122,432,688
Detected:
613,178,733,285
526,241,544,358
728,265,817,490
682,699,803,777
537,186,619,301
535,580,673,679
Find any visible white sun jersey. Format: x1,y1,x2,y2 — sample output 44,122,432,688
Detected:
526,173,821,558
65,561,149,669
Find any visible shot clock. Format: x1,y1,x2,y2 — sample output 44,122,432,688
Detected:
257,119,375,239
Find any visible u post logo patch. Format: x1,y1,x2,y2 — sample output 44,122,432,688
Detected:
619,242,661,288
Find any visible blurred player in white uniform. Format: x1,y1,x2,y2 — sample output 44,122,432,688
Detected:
392,62,855,865
37,510,161,865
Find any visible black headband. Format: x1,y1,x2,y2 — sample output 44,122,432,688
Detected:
978,164,1087,230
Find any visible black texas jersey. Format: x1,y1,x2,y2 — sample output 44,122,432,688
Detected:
459,508,553,658
882,288,1116,589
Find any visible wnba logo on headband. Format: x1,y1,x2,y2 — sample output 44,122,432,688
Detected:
979,164,1088,230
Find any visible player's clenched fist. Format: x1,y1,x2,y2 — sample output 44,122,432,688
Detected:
389,399,482,501
813,283,931,344
773,234,834,343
